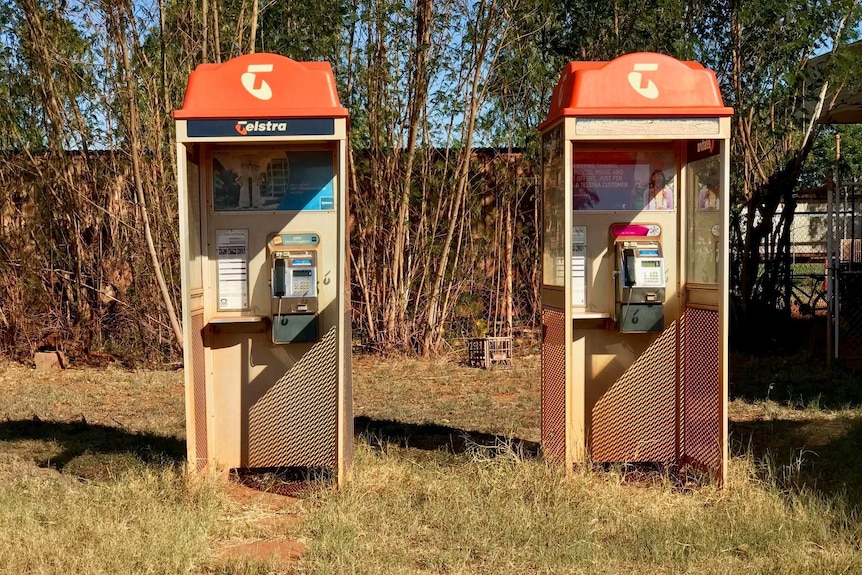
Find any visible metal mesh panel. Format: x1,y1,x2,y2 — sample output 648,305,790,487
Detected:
680,308,721,472
590,322,677,463
838,271,862,361
247,326,338,468
191,312,208,471
541,309,567,465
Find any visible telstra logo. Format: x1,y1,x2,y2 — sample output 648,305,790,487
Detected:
234,120,289,135
696,139,716,154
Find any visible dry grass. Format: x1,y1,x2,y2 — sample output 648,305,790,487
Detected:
0,362,287,574
0,457,221,574
352,353,541,448
299,440,862,575
1,352,861,574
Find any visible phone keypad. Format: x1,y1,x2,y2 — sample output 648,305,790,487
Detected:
644,270,661,285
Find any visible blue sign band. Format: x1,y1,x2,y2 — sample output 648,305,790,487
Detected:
187,118,335,138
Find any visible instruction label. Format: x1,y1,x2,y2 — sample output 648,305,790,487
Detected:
572,226,586,306
216,229,249,310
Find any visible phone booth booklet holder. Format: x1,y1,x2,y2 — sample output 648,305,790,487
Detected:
539,53,733,482
174,54,352,486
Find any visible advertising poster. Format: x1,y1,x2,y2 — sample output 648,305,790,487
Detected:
212,149,335,212
572,149,675,211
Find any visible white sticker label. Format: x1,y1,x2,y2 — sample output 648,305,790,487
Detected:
216,229,249,310
572,226,587,306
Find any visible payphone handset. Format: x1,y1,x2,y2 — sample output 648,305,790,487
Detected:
267,233,321,344
614,239,666,333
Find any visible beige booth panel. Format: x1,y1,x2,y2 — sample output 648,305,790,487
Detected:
204,211,339,322
573,210,679,317
571,209,681,464
579,325,679,463
203,210,339,470
208,329,337,468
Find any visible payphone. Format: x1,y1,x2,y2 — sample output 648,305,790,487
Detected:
614,238,665,333
538,52,732,482
269,234,320,343
174,53,352,485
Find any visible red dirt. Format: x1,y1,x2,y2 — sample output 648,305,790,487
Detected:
220,481,306,565
220,539,306,562
223,481,299,510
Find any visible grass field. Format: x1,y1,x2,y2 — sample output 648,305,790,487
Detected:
1,351,861,574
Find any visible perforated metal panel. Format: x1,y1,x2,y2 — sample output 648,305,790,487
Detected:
680,307,721,472
191,312,208,471
541,309,567,465
247,326,338,468
590,322,678,463
838,271,862,361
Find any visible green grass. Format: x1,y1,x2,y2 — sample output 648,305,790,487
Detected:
1,352,861,573
729,353,862,409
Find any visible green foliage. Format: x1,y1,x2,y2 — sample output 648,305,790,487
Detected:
804,123,862,192
0,0,97,150
480,0,566,149
3,0,862,359
260,0,348,63
552,0,699,61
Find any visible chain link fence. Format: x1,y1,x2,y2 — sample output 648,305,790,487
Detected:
831,184,862,362
789,196,828,318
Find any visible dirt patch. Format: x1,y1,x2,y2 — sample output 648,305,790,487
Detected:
223,481,299,511
220,539,306,562
219,480,307,565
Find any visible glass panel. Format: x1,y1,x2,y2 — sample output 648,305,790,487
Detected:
542,126,566,286
212,148,335,212
572,146,676,211
187,158,203,290
686,145,721,284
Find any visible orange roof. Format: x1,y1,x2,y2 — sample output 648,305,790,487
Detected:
174,53,348,120
541,52,732,130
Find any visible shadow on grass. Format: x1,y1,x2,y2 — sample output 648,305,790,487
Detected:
354,415,540,457
730,352,862,410
729,416,862,509
0,417,185,479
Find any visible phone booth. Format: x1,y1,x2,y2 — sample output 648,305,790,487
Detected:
539,53,732,481
174,54,352,485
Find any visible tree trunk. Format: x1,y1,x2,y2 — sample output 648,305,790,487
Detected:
115,5,184,349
